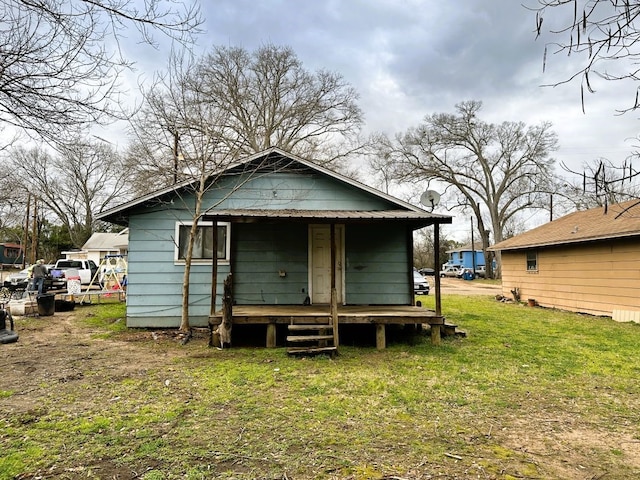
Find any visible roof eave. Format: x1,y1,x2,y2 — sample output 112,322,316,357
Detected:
491,231,640,251
97,148,437,224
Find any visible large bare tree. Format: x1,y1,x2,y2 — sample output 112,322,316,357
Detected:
129,44,366,332
532,0,640,112
378,100,559,277
130,50,246,333
128,45,365,195
0,0,202,145
194,44,364,167
10,140,132,248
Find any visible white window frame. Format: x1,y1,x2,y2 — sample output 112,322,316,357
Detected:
526,250,538,271
174,221,230,265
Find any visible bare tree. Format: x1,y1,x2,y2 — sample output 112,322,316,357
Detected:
379,100,558,278
195,44,365,167
10,140,132,247
127,43,367,192
0,0,202,145
413,228,459,271
559,156,640,208
130,50,243,333
130,45,365,332
532,0,640,112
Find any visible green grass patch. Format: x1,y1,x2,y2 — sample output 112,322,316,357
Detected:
3,296,640,479
77,301,128,334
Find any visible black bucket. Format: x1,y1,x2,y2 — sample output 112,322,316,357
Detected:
37,293,55,316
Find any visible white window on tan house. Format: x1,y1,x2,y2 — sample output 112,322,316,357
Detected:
526,250,538,271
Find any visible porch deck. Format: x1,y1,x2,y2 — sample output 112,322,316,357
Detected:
208,305,444,349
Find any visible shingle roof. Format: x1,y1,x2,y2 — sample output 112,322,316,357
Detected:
81,230,129,250
491,199,640,251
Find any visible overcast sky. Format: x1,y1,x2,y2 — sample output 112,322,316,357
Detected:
118,0,640,238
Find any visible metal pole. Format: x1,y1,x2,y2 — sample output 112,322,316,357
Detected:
434,223,441,316
471,216,476,273
22,193,30,268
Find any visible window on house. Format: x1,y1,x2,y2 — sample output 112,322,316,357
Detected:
175,222,230,263
526,250,538,271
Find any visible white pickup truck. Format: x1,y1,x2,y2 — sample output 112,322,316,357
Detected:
52,259,99,285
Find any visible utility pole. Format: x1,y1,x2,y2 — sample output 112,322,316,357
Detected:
172,129,179,184
470,216,476,274
22,193,30,268
30,200,38,264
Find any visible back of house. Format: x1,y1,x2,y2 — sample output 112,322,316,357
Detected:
98,149,452,327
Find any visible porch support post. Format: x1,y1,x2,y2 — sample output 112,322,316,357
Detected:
434,223,441,316
330,224,339,348
209,219,219,318
431,321,441,346
376,324,386,349
330,224,336,290
208,219,219,347
331,287,339,347
266,323,277,348
432,223,442,346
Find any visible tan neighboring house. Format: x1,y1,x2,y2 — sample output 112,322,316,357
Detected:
490,200,640,320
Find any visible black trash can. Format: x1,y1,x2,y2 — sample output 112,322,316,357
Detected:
37,293,55,316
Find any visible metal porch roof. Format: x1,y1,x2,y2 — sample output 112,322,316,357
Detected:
202,208,452,228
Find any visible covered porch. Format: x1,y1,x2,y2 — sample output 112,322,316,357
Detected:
204,208,452,352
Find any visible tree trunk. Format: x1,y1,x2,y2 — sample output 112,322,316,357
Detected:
218,273,233,347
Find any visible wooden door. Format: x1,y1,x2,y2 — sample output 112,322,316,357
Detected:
309,224,343,304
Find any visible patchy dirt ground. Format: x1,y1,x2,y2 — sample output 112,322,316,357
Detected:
2,291,639,479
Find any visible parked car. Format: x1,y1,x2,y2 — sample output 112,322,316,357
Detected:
457,267,476,279
457,266,487,279
413,271,430,295
418,267,435,276
53,259,99,285
2,268,29,290
2,266,65,294
440,266,460,278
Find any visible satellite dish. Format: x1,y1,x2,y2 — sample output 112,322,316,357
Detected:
420,190,441,210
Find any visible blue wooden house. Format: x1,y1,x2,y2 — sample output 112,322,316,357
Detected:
98,149,452,348
444,244,485,270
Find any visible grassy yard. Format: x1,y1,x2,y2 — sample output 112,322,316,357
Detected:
1,295,639,479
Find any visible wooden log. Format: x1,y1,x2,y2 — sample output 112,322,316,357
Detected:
216,273,233,348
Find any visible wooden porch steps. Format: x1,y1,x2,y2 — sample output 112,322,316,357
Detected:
287,346,338,355
443,322,467,338
286,323,337,356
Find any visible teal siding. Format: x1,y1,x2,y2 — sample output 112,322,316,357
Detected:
125,210,229,327
345,225,412,305
233,223,309,305
123,169,415,327
203,172,395,211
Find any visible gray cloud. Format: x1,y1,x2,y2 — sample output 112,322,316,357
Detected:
123,1,640,187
